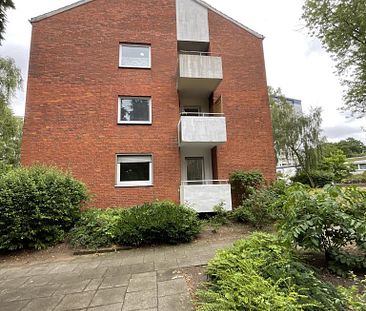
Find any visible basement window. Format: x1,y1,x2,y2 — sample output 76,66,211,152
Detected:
119,44,151,68
116,155,153,187
118,97,152,124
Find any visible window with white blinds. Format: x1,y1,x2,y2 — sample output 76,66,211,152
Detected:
116,155,153,187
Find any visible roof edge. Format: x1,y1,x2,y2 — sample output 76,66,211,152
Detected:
30,0,265,40
30,0,94,23
193,0,264,39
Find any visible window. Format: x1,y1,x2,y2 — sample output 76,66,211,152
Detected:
118,97,152,124
119,44,151,68
186,157,205,184
359,164,366,170
116,155,153,187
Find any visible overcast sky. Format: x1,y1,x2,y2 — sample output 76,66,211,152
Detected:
0,0,365,143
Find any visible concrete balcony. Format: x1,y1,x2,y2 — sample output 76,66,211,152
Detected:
177,53,223,95
180,180,232,213
178,113,227,147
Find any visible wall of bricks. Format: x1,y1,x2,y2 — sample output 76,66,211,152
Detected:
21,0,276,208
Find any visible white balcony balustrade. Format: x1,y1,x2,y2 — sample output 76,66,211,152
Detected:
177,52,223,95
180,180,232,213
178,113,227,147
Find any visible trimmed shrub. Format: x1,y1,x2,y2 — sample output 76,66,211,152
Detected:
0,166,89,250
197,232,345,310
229,170,265,207
69,208,125,249
291,170,334,188
116,201,201,246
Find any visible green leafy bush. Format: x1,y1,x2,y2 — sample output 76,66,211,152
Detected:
343,171,366,184
232,189,275,228
69,208,125,249
0,166,89,250
232,180,286,228
197,232,345,310
291,170,334,187
116,201,201,246
277,184,366,274
319,149,353,182
229,170,265,207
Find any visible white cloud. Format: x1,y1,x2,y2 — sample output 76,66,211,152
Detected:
0,0,365,143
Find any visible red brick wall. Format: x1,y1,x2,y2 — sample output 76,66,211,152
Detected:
208,10,276,181
22,0,276,209
22,0,181,208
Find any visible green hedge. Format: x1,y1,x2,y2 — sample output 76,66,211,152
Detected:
69,208,124,249
0,166,89,250
291,170,334,188
69,201,201,248
197,232,345,310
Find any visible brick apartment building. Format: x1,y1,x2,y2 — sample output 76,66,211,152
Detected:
21,0,276,211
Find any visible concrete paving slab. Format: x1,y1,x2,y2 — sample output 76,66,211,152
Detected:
54,291,95,311
122,289,157,311
127,276,156,293
90,287,127,307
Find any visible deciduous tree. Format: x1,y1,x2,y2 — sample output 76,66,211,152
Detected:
303,0,366,117
270,87,325,187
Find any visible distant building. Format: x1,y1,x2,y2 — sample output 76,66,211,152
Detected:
347,156,366,175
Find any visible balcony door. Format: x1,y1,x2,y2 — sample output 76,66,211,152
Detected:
186,157,205,184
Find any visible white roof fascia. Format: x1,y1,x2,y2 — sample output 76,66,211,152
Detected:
30,0,94,23
30,0,265,40
193,0,264,39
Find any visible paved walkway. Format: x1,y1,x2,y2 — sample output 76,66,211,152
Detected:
0,236,241,311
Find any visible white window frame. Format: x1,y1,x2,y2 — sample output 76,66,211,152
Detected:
116,154,153,187
119,44,151,69
118,96,152,125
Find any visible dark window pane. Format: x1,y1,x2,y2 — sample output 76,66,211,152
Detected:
186,158,204,181
121,45,150,67
360,164,366,169
121,98,150,122
120,162,150,182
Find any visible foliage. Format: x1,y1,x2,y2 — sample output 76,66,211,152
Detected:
319,149,353,182
0,166,89,250
0,0,14,43
69,208,125,249
197,232,345,310
229,170,264,206
0,57,22,102
116,201,201,246
303,0,366,117
291,170,334,188
208,203,231,231
338,276,366,310
269,87,325,187
277,184,366,274
343,171,366,184
336,138,366,158
233,189,276,228
0,57,23,171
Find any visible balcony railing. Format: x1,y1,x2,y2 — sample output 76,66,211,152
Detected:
180,180,232,213
177,52,223,95
178,113,227,147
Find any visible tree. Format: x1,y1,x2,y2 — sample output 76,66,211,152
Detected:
336,137,366,157
270,87,325,187
319,149,353,182
0,57,22,173
303,0,366,117
0,0,15,43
